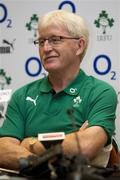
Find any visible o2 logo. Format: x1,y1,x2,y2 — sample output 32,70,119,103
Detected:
93,54,116,80
25,57,42,77
0,3,12,28
58,0,76,13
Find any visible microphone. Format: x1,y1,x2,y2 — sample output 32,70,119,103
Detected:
66,108,90,170
38,132,65,149
66,108,82,155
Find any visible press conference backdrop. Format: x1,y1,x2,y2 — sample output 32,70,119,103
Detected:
0,0,120,146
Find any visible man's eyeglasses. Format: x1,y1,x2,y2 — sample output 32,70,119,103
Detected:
34,35,80,47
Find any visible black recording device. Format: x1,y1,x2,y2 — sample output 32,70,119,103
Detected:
19,144,63,179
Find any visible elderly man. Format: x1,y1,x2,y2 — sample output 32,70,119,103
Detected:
0,10,117,170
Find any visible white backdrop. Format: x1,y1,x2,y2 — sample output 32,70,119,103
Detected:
0,0,120,146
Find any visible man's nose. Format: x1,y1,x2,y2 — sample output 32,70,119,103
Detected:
43,40,53,51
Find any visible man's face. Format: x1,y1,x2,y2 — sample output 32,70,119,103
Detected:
38,25,82,73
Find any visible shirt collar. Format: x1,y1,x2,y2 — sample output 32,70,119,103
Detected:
40,76,52,93
39,69,87,95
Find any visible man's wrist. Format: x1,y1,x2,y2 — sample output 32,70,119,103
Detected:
29,137,46,155
29,137,38,153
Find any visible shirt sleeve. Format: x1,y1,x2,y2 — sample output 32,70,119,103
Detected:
0,89,26,140
86,81,117,144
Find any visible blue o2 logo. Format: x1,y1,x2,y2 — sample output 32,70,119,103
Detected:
0,3,8,23
58,0,76,13
93,54,116,80
25,57,42,77
0,3,12,27
94,54,111,75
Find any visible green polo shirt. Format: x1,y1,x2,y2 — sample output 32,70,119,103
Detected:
0,70,117,143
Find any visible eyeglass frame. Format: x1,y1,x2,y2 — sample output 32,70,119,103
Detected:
34,35,80,47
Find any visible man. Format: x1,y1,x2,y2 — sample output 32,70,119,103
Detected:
0,10,117,170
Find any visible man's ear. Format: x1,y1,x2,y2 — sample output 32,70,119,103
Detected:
76,38,86,56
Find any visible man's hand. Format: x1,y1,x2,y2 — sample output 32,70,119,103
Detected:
62,122,108,161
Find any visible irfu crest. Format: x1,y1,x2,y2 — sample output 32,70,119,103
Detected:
94,10,114,34
0,69,11,90
26,14,39,37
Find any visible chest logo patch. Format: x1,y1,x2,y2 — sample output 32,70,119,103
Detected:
73,96,82,107
70,88,77,93
26,95,38,106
